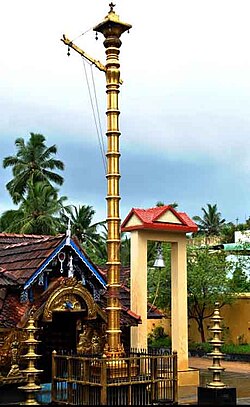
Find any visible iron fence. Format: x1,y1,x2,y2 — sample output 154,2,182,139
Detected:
51,349,178,405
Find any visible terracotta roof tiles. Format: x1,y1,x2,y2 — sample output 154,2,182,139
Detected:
0,234,65,285
122,205,197,233
0,292,30,328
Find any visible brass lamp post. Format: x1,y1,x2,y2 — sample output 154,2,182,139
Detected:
207,302,226,388
93,3,132,358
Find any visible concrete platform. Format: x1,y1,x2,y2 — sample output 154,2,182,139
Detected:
178,367,200,386
178,357,250,405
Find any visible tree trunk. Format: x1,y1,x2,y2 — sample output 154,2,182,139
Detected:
197,319,206,343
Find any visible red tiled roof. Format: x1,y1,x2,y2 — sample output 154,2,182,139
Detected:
0,268,17,286
122,205,198,233
0,232,60,247
0,292,30,328
0,288,7,312
0,234,65,285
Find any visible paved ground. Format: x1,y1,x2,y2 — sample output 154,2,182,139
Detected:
188,356,250,374
178,356,250,405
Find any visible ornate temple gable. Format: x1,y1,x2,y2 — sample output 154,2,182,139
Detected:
23,237,106,291
43,278,97,322
0,233,141,335
68,239,106,288
0,233,106,291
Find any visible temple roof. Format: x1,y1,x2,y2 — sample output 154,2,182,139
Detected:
0,233,106,288
122,205,198,233
0,232,143,329
0,234,65,285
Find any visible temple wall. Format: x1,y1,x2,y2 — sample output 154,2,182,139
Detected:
147,294,250,345
188,294,250,344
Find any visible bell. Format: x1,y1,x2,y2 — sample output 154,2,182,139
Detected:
153,243,165,268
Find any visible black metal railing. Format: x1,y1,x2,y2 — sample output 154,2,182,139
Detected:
51,349,178,405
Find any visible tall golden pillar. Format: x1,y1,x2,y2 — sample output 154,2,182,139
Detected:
93,3,132,358
61,3,131,359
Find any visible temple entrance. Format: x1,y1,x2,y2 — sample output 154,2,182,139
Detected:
36,278,96,382
38,310,85,382
36,278,107,383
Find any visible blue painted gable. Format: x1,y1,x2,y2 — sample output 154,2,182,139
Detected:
24,237,106,290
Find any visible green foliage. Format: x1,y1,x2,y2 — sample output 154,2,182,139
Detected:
3,133,64,204
188,341,250,355
1,132,67,235
224,249,250,293
60,204,105,245
156,201,178,209
150,326,167,340
147,243,171,310
81,225,130,267
0,181,67,235
120,233,131,267
188,341,212,353
220,222,236,243
193,203,226,236
222,343,250,354
187,246,235,342
148,326,171,348
230,266,250,292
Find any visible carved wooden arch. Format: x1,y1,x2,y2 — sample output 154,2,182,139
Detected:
43,278,97,322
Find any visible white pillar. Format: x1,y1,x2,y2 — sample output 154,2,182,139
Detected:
130,230,148,350
171,238,189,371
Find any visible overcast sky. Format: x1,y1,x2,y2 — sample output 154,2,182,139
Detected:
1,0,250,226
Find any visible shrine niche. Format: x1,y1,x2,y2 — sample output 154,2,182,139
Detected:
43,278,96,322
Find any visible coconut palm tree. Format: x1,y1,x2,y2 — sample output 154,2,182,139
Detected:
61,204,105,247
86,225,130,266
0,181,67,235
192,203,226,236
3,133,64,204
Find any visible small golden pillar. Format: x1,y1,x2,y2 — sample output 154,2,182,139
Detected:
93,3,132,359
19,311,43,405
207,302,226,388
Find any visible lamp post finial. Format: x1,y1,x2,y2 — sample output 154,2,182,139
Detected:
109,2,116,12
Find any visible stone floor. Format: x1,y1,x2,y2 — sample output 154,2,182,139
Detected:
178,356,250,405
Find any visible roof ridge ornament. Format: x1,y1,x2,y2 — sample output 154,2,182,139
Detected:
68,255,74,278
66,217,71,245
